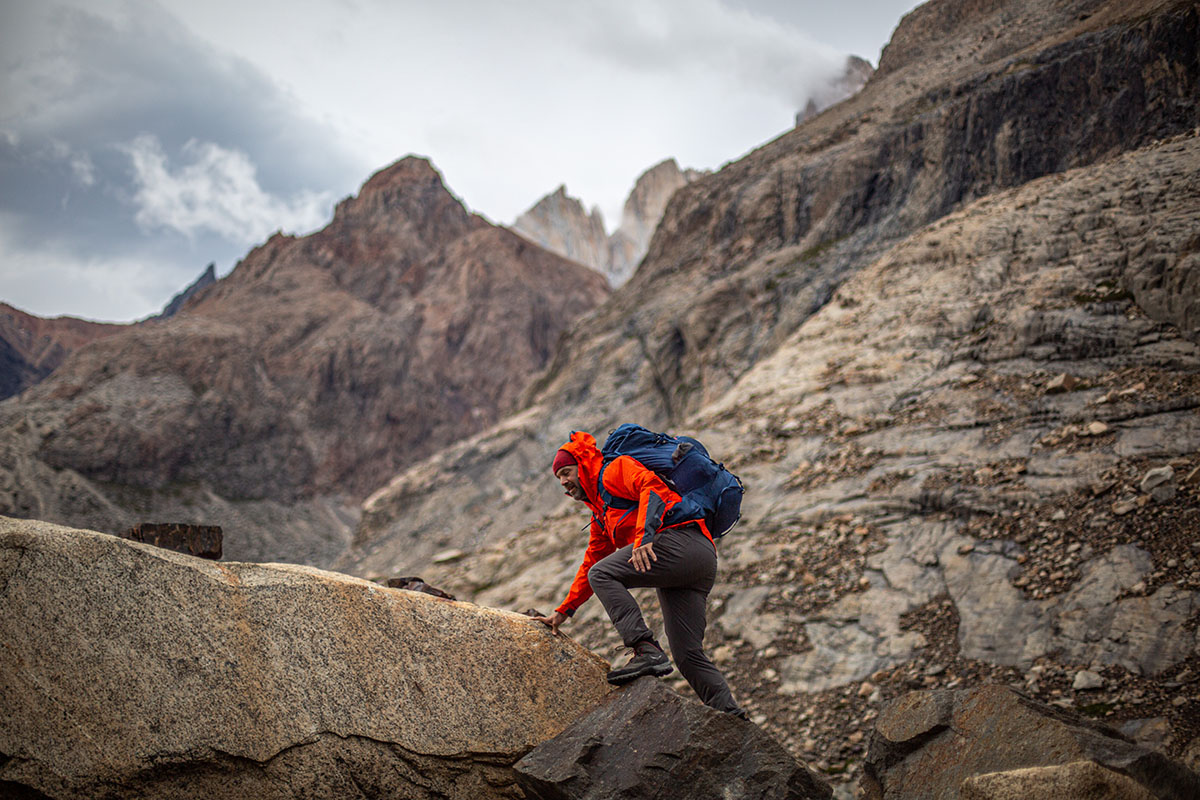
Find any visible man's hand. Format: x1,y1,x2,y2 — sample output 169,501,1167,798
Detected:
534,610,569,635
629,542,657,573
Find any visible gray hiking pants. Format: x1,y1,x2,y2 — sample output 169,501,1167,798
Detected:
587,524,742,714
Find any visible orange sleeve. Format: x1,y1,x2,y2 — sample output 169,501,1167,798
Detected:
601,455,682,547
556,515,614,616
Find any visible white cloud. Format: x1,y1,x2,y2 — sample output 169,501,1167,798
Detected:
122,134,334,242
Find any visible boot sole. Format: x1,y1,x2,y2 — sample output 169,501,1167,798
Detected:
606,661,675,685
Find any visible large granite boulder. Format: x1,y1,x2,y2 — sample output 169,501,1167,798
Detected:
862,685,1200,800
513,676,831,800
0,517,612,799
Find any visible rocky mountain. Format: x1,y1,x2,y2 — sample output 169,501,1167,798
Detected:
0,157,609,564
607,158,708,287
513,158,705,287
340,0,1200,793
0,303,125,401
795,55,876,126
511,187,609,276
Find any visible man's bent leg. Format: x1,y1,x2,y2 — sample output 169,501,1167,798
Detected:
659,585,743,714
587,544,657,647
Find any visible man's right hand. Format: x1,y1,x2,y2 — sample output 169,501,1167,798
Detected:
534,610,569,635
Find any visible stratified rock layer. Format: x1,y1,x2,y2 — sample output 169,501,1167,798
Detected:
514,677,831,800
0,516,612,799
862,685,1200,800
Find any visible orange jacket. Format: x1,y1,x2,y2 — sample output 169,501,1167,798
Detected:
554,431,711,617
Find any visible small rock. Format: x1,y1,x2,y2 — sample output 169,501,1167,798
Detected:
957,543,975,555
1173,697,1188,708
1091,479,1116,497
1140,466,1175,492
1045,373,1080,394
1185,466,1200,486
762,646,779,659
1112,499,1138,516
1073,670,1104,691
925,664,947,676
1051,509,1067,521
1086,421,1110,436
712,645,734,663
431,548,466,564
859,681,877,698
1150,484,1177,503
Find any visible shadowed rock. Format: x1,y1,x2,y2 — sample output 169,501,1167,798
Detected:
0,517,612,799
862,685,1200,800
513,677,831,800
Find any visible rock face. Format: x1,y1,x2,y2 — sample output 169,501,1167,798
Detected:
155,262,218,319
606,158,706,287
0,157,609,564
0,516,612,799
862,685,1200,800
514,677,831,800
514,159,705,287
795,55,875,125
512,187,609,276
0,303,125,400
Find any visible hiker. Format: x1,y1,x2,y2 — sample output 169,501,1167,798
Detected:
534,430,746,717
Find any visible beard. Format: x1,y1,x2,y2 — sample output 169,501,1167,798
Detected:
565,482,587,502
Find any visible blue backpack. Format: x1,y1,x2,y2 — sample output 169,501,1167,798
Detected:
596,423,745,537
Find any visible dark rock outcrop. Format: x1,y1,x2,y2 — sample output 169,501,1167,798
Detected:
514,677,831,800
0,516,612,799
862,685,1200,800
122,521,222,559
155,262,217,319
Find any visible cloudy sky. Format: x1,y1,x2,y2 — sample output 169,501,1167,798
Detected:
1,0,921,322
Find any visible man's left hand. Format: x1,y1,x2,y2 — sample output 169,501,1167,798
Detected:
630,542,657,573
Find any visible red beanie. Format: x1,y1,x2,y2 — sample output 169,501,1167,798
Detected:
551,449,577,474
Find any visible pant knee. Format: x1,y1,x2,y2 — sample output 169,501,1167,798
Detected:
587,560,612,591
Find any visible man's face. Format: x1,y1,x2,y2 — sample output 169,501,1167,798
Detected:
555,465,587,502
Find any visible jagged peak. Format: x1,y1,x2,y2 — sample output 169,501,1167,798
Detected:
359,154,446,195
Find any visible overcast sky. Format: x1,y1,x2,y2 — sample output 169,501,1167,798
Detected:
0,0,922,322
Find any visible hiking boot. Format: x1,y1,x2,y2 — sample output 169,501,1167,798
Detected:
607,640,673,684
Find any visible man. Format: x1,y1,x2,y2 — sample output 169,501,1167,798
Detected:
534,430,745,716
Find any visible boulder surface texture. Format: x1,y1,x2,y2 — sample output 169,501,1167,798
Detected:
514,676,832,800
0,517,612,799
862,685,1200,800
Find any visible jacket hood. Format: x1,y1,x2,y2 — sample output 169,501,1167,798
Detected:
557,430,603,508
